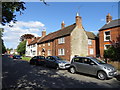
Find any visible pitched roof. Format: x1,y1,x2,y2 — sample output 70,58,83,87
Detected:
99,19,120,31
38,23,76,43
38,23,96,44
28,37,41,45
86,31,96,39
27,39,32,45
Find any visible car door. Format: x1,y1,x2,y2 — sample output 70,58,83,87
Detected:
72,57,85,73
49,57,57,68
46,56,56,67
82,58,97,75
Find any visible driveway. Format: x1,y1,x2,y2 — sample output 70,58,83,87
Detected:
2,55,120,88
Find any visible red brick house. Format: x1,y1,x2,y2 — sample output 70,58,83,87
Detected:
37,13,97,61
99,13,120,58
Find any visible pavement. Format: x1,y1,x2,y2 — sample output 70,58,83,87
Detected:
2,55,120,89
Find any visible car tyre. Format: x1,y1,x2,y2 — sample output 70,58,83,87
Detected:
56,65,59,70
70,67,76,74
97,71,107,80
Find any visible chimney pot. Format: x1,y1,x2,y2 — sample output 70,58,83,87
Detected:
42,29,46,37
61,21,65,29
75,12,82,28
106,13,112,23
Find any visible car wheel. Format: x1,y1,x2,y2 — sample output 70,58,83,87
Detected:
30,61,33,65
97,71,107,80
55,64,59,70
70,67,76,74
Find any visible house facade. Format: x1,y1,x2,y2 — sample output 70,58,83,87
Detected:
36,13,97,61
99,13,120,58
26,37,41,57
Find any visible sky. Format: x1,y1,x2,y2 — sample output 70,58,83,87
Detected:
1,2,119,49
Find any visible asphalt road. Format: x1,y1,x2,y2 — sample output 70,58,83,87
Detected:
2,55,120,89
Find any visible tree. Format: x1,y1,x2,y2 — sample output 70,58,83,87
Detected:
0,28,6,54
17,40,26,56
2,2,26,26
1,0,48,26
104,41,120,62
2,39,6,54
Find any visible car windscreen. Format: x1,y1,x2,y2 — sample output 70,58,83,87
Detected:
91,57,106,64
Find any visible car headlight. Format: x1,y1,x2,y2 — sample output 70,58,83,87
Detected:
58,63,63,65
104,67,111,71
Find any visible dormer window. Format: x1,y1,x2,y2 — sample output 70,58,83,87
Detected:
104,31,111,41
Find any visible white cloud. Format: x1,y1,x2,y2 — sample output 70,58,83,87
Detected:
1,21,45,49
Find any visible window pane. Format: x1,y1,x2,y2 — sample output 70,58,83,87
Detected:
90,48,94,55
105,31,110,35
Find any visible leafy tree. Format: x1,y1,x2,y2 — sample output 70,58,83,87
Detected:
0,28,6,54
2,2,26,26
1,0,47,26
104,42,120,62
2,39,6,54
17,40,26,56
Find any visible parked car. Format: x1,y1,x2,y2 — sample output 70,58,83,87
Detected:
13,55,22,59
69,56,118,80
45,56,70,69
30,56,46,65
8,54,13,58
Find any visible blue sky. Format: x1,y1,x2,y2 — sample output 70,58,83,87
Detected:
2,2,119,49
17,2,118,33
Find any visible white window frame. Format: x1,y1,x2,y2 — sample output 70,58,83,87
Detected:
89,48,94,55
39,51,41,55
39,45,41,47
104,31,111,41
58,37,65,44
43,44,45,46
48,42,50,46
33,51,36,55
48,49,51,56
58,49,65,56
104,44,111,50
88,39,92,45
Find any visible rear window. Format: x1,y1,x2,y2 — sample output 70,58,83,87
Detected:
38,56,45,59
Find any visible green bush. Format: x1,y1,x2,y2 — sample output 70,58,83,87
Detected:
104,45,120,61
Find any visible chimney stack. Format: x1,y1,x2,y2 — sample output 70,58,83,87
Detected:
76,12,82,28
61,21,65,29
106,13,112,23
42,29,46,37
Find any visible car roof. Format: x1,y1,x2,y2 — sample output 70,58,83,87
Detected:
73,56,92,58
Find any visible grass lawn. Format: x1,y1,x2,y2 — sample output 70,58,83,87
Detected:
21,56,31,62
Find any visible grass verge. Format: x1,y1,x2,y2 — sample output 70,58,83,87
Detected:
21,56,31,62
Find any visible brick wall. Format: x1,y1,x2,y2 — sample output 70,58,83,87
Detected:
88,40,96,57
37,35,71,61
99,26,120,57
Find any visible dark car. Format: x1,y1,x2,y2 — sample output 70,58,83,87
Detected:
30,56,46,65
45,56,70,69
13,55,22,59
8,54,13,58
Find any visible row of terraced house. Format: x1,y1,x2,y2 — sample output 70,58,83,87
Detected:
24,13,120,61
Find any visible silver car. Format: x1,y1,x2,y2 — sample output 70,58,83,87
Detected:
45,56,70,69
69,57,118,80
